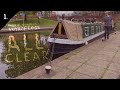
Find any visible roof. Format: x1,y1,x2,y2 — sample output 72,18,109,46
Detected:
52,20,103,41
62,20,83,41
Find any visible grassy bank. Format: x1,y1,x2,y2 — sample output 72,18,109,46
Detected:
113,16,120,31
39,30,51,36
7,18,57,27
115,19,120,31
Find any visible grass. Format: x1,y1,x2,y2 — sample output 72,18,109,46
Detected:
116,20,120,31
114,16,120,31
7,18,57,27
40,30,52,36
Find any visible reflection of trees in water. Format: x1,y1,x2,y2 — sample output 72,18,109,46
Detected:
5,58,48,78
1,32,49,78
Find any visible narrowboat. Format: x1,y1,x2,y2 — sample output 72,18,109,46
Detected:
47,20,104,54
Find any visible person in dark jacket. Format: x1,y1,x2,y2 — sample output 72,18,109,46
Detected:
103,11,113,40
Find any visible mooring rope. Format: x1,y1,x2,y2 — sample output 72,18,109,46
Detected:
47,36,56,66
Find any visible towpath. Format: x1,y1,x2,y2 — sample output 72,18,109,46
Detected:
16,31,120,79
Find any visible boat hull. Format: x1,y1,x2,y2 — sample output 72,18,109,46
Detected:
48,31,104,54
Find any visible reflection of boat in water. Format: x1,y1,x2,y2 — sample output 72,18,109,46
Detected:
40,35,47,45
47,20,104,54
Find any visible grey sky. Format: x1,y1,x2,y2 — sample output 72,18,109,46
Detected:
54,11,74,16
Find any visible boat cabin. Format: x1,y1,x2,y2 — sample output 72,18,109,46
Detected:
50,20,103,41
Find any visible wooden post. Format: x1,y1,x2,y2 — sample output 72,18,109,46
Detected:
58,23,62,35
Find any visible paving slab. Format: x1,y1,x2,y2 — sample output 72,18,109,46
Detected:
76,64,106,78
108,63,120,73
85,58,110,69
67,72,95,79
102,70,120,79
15,31,120,79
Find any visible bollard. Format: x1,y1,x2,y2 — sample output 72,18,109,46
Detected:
102,38,104,41
45,65,52,74
85,42,88,45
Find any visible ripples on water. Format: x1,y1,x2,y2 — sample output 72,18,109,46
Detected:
0,31,51,79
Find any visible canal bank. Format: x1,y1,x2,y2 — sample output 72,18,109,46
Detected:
16,31,120,79
0,26,54,33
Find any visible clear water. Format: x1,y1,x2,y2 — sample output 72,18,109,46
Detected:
0,31,50,79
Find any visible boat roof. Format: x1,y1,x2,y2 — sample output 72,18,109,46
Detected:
51,20,103,41
62,20,83,41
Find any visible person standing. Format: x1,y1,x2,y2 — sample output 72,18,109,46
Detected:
103,11,113,40
36,11,41,24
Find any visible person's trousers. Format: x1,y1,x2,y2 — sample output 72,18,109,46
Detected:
104,26,112,39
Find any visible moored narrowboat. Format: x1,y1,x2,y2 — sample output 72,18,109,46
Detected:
47,20,104,54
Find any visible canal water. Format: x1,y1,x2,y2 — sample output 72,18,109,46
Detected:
0,30,104,79
0,31,52,79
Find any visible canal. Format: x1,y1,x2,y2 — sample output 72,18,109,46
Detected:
0,30,53,79
0,28,105,79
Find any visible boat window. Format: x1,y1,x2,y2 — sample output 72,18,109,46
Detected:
98,26,101,32
91,26,94,34
95,26,98,33
84,26,89,37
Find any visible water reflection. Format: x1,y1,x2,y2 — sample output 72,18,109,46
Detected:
0,32,49,78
